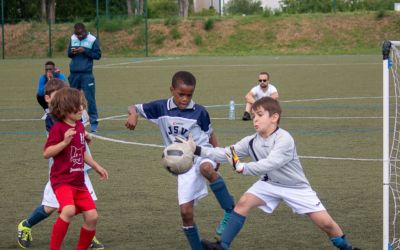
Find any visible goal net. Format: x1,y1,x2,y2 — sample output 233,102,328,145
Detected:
383,40,400,250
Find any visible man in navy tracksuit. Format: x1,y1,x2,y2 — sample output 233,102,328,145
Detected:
68,23,101,132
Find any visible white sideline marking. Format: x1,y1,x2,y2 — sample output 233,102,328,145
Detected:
90,133,163,148
90,130,382,162
299,155,381,161
94,62,380,70
95,57,178,68
88,112,383,162
0,95,385,122
95,116,385,121
281,96,382,103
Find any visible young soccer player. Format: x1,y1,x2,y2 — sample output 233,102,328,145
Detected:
44,87,108,250
125,71,235,250
177,97,361,250
17,79,105,249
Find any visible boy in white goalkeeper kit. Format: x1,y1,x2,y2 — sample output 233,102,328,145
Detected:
178,97,360,250
125,71,235,250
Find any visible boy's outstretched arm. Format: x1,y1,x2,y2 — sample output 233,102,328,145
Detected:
84,153,108,180
125,105,139,130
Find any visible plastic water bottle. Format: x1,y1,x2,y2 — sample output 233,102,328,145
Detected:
229,97,235,120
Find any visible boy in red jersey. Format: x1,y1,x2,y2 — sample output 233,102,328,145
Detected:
44,88,108,250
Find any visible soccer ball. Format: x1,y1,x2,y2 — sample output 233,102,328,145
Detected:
161,142,194,175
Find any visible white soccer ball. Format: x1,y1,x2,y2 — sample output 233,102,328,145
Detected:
161,142,194,175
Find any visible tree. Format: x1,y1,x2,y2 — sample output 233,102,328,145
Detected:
41,0,46,22
178,0,189,17
127,0,133,16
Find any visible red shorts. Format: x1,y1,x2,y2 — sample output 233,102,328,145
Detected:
54,185,96,214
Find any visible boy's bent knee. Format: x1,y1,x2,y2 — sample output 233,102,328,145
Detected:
200,163,218,181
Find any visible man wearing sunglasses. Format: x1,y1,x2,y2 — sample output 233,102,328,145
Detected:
242,72,279,121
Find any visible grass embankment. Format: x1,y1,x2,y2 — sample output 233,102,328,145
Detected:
2,11,400,58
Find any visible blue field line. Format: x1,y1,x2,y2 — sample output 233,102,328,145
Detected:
0,131,46,135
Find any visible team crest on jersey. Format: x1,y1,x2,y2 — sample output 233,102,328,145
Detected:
70,146,84,166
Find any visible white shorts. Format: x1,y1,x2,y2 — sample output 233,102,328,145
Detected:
246,180,326,214
177,157,217,205
42,167,98,208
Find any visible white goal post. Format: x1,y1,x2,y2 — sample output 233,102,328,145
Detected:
383,40,400,250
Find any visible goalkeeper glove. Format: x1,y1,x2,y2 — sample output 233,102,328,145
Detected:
226,146,244,173
174,133,196,153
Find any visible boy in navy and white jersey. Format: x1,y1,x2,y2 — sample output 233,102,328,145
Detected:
178,97,360,250
125,71,235,250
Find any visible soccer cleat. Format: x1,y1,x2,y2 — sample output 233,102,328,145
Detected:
215,211,231,237
17,220,32,249
201,239,224,250
89,236,105,250
242,111,251,121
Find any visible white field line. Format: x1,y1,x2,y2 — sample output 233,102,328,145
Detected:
86,110,383,162
0,95,386,122
89,131,382,162
90,133,164,148
94,62,380,70
95,57,178,68
96,116,386,121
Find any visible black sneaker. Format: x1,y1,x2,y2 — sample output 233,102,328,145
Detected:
242,111,251,121
201,239,224,250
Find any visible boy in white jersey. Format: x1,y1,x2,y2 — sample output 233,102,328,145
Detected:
242,72,278,121
17,79,104,250
178,97,360,250
125,71,235,250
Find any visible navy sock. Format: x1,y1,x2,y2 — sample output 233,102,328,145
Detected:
182,224,203,250
220,211,246,249
209,176,235,212
24,205,51,228
330,235,352,250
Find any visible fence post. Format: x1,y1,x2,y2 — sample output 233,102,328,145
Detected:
1,0,4,59
332,0,337,13
96,0,100,40
144,0,148,57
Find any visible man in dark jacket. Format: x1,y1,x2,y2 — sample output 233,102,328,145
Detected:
68,23,101,132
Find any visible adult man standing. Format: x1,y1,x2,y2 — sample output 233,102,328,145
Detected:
68,23,101,132
241,72,279,121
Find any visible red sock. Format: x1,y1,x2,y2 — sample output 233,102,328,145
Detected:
50,217,70,250
76,227,96,250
